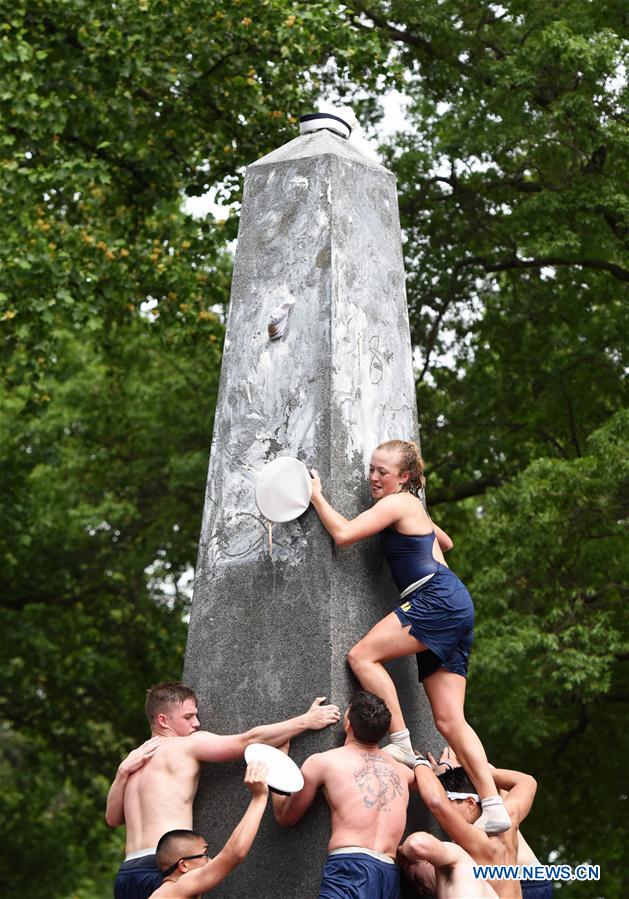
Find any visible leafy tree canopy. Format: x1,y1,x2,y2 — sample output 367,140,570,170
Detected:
0,320,219,897
1,1,627,896
460,409,628,895
0,3,380,896
0,0,381,387
352,0,628,497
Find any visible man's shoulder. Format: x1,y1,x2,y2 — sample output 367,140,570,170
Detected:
323,745,390,759
187,729,218,740
344,745,403,768
155,732,213,759
302,746,347,774
307,745,397,774
304,747,339,766
313,744,363,763
147,888,169,899
126,735,200,778
178,730,224,754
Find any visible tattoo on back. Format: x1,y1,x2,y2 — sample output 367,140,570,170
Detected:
354,752,404,810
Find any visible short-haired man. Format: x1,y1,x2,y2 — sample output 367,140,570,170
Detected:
148,760,268,898
107,682,340,899
398,831,498,899
272,690,415,899
405,750,537,899
426,747,552,898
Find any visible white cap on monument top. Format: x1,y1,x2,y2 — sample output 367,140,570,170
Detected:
299,106,357,140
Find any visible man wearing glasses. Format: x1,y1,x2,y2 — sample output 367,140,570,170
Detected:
107,682,340,899
147,761,269,898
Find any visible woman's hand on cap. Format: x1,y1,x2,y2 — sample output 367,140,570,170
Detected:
309,468,322,501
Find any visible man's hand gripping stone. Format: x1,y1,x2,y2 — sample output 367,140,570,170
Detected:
303,697,341,730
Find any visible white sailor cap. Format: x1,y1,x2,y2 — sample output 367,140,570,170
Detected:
255,456,312,523
245,742,305,795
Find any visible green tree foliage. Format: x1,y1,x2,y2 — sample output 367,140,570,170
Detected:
347,3,628,894
0,0,379,387
0,3,381,896
351,0,628,494
0,320,222,897
459,410,628,895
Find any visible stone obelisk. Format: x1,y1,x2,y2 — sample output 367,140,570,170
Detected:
183,116,440,897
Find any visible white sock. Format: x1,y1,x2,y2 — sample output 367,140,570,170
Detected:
481,795,504,809
388,729,413,751
477,795,511,834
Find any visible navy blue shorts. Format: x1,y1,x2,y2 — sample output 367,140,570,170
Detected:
319,852,400,898
521,879,554,899
393,566,474,680
114,855,163,899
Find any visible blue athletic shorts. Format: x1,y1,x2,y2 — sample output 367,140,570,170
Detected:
521,879,554,899
393,566,474,680
319,852,400,898
114,855,163,899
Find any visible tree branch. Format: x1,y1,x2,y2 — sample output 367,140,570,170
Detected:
550,707,590,762
595,205,627,242
399,173,546,219
462,254,629,282
349,1,438,57
416,296,454,383
427,474,503,506
558,378,582,457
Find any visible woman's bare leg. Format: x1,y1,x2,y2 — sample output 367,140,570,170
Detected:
422,667,498,798
347,612,427,733
350,624,511,833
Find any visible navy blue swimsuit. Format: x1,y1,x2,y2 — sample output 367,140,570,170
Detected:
379,528,474,680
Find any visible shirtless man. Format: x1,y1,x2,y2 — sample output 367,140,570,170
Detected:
272,690,415,899
428,747,551,896
398,831,498,899
107,682,340,899
406,750,537,899
516,831,553,899
147,761,269,898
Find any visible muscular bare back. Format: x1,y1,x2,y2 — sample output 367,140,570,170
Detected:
318,745,412,856
476,827,522,899
124,738,201,852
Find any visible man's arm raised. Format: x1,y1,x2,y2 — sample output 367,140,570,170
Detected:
186,697,340,764
493,768,537,829
149,762,269,898
105,737,162,826
272,746,324,827
400,830,461,869
414,763,487,859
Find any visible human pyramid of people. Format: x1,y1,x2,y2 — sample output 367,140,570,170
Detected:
108,440,552,899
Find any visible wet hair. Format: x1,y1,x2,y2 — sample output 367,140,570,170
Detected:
438,767,480,804
156,829,204,873
376,440,425,496
145,682,197,726
348,690,392,744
